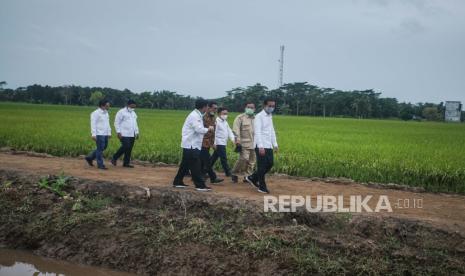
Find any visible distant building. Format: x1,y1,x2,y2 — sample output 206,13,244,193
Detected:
445,101,462,122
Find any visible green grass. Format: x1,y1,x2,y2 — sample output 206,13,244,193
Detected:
1,102,465,193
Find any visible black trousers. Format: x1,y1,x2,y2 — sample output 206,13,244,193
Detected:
113,137,135,166
173,148,206,188
249,148,274,189
210,145,231,176
200,147,217,180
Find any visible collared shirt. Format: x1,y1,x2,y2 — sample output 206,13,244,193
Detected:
232,113,255,149
254,109,278,149
90,108,111,136
214,117,235,146
181,109,209,150
114,107,139,137
202,114,216,148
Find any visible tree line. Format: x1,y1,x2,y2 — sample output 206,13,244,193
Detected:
0,81,462,121
0,83,195,110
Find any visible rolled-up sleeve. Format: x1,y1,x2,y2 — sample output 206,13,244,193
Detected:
114,110,122,134
254,115,263,148
107,117,112,136
228,124,235,143
271,121,278,148
90,112,98,136
134,114,139,135
193,116,208,134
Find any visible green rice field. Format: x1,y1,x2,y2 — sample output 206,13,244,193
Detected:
1,102,464,193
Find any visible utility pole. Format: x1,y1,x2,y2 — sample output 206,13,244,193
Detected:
278,45,284,88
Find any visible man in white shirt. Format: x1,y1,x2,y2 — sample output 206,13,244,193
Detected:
173,99,215,191
111,99,139,168
210,107,235,178
245,99,278,193
85,99,112,170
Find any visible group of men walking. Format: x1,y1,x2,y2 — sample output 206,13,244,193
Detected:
85,99,139,170
85,97,278,194
173,98,278,193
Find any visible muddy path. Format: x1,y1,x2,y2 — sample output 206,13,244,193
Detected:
0,152,464,233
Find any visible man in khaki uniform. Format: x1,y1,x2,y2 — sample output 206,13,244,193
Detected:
231,102,256,183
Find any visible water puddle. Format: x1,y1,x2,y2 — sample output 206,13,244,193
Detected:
0,248,135,276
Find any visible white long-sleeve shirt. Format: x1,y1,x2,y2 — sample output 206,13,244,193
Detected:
90,108,111,136
181,109,209,150
253,109,278,149
214,117,235,146
114,107,139,137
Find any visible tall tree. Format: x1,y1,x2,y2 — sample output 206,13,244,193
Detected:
89,91,104,105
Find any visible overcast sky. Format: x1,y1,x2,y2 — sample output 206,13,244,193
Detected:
1,0,464,104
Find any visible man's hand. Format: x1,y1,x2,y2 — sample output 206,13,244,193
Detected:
136,134,139,140
117,133,122,139
274,147,279,153
208,126,214,132
108,135,111,139
234,143,242,153
213,144,217,150
91,136,96,141
259,147,265,156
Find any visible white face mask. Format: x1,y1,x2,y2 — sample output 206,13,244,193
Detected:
220,115,228,120
128,107,134,112
265,106,274,114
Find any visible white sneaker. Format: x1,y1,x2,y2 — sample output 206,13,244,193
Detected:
196,186,212,192
173,183,188,188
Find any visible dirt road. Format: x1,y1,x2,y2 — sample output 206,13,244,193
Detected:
1,152,464,233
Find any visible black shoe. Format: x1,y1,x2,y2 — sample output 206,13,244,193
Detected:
225,173,232,177
173,183,188,188
98,166,108,170
85,157,94,167
258,187,270,194
245,176,258,188
231,175,238,183
196,186,212,192
210,178,224,184
110,159,117,166
123,164,134,168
